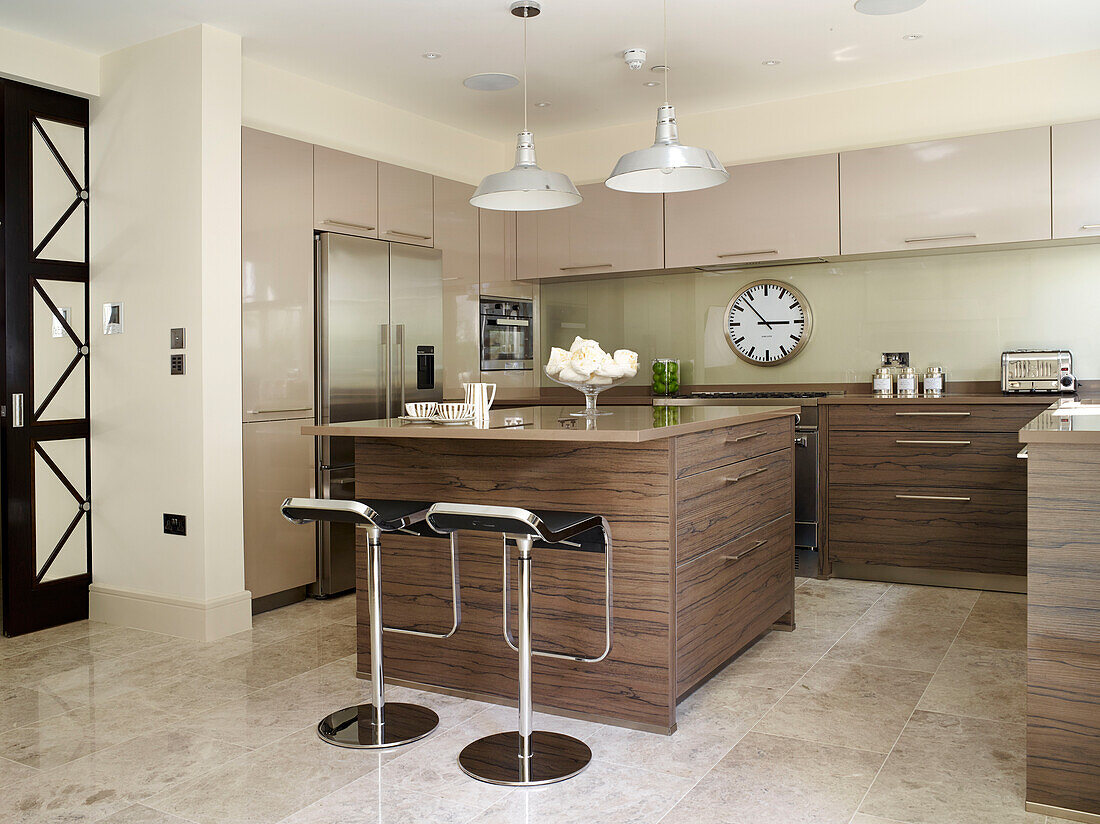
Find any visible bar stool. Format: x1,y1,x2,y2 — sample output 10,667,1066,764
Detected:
425,503,612,786
280,498,461,749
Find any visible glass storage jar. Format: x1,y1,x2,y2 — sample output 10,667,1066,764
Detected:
652,358,680,396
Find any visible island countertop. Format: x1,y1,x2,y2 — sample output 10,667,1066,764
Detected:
303,404,799,443
1020,399,1100,445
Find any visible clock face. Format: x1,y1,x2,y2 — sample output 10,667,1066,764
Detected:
724,280,813,366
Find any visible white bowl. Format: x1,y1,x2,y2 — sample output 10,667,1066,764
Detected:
405,402,438,418
435,402,475,420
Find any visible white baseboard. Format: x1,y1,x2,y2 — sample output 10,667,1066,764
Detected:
89,583,252,641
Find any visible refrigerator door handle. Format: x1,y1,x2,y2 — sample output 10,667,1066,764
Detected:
396,323,406,412
381,323,391,419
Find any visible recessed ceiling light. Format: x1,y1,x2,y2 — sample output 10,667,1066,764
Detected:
463,72,520,91
422,52,442,60
762,59,782,66
902,33,923,40
650,64,669,73
533,101,551,107
854,0,926,14
643,81,662,87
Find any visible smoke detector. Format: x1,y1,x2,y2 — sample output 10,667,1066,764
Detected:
623,49,647,71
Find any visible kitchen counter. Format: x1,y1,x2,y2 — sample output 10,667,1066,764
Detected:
322,404,797,732
819,393,1070,405
1019,399,1100,444
304,404,798,443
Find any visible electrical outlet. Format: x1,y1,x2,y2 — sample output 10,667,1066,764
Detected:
170,353,185,375
170,327,186,349
881,351,910,367
163,513,186,536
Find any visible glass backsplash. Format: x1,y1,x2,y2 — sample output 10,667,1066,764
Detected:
539,244,1100,386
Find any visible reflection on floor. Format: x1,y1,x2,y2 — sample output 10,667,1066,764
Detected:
0,580,1073,824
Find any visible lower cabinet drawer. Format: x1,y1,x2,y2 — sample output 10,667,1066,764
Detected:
828,431,1026,490
828,484,1026,575
675,448,792,565
675,415,791,478
827,403,1051,433
676,515,794,695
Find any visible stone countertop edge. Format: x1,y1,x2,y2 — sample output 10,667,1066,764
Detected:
817,394,1073,405
302,405,801,443
1019,401,1100,446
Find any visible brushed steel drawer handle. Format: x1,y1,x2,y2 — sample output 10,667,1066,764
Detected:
247,406,312,415
730,430,767,442
722,539,768,562
716,250,778,258
904,233,977,243
895,494,972,502
386,229,432,240
894,411,971,417
559,263,613,271
1081,224,1100,230
725,467,768,484
321,219,376,231
895,439,972,446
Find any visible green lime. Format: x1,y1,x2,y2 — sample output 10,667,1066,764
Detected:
668,363,679,376
652,362,663,375
668,380,679,393
653,380,667,394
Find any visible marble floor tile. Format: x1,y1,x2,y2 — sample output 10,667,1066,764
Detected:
850,815,910,823
147,726,379,824
27,647,181,706
61,625,177,658
733,623,843,663
754,660,931,753
794,578,890,630
0,619,98,659
875,584,981,617
660,731,885,824
676,682,784,737
137,671,254,717
955,591,1027,650
244,600,333,645
189,628,349,691
0,642,98,686
0,754,36,789
0,683,84,732
0,691,186,769
826,602,969,673
280,771,483,824
917,641,1026,723
585,721,735,779
859,710,1039,824
98,804,199,823
703,652,816,692
469,759,695,824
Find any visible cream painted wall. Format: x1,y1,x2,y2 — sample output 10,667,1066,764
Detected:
540,49,1100,185
0,25,99,97
540,244,1100,388
89,25,248,638
242,59,508,186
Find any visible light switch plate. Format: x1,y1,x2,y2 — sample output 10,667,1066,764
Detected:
170,328,185,349
52,307,71,338
170,353,185,375
103,303,124,335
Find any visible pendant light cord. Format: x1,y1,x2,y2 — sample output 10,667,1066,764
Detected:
523,9,528,132
663,0,670,105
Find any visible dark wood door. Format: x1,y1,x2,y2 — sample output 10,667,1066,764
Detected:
1,79,91,636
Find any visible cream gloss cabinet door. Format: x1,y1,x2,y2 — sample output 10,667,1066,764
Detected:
242,128,315,422
1052,119,1100,239
665,154,839,267
479,208,518,282
840,126,1052,254
313,145,378,237
516,182,664,279
379,162,434,247
434,177,481,398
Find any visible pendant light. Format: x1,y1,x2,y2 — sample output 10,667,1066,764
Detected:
605,0,728,193
471,1,581,211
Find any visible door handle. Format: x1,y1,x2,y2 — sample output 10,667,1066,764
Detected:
722,539,767,562
381,324,391,419
320,219,376,232
716,250,778,258
396,323,406,411
385,229,432,241
903,233,977,243
728,430,766,443
895,494,972,502
725,467,768,484
894,439,972,446
11,394,23,428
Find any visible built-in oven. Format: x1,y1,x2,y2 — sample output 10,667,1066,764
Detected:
480,297,534,371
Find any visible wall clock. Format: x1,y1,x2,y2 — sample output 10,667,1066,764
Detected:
724,279,813,366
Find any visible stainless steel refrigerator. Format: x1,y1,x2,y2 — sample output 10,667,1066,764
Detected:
313,232,443,596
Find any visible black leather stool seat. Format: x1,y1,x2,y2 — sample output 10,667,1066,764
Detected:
281,498,433,533
425,504,606,551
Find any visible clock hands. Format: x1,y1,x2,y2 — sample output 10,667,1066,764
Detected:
743,300,773,329
757,320,791,325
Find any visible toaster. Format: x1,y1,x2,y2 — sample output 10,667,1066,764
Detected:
1001,350,1076,394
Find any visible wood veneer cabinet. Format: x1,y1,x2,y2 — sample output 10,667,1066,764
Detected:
823,401,1049,578
313,145,378,237
378,162,434,247
1052,118,1100,239
840,127,1052,254
516,182,664,279
665,154,840,267
433,177,480,398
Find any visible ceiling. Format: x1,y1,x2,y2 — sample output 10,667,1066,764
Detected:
2,0,1098,140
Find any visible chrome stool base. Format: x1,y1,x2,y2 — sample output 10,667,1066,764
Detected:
458,731,592,786
317,703,439,749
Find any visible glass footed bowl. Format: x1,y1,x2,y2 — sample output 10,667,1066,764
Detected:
546,370,634,416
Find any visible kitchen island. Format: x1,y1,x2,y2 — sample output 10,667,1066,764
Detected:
1020,401,1100,821
305,404,797,732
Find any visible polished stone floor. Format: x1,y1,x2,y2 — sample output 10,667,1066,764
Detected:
0,579,1075,824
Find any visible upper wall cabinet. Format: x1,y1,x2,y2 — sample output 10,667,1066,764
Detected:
516,182,664,280
1052,119,1100,239
378,162,434,247
665,154,840,267
314,146,378,238
243,128,315,421
840,127,1052,255
479,209,518,284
